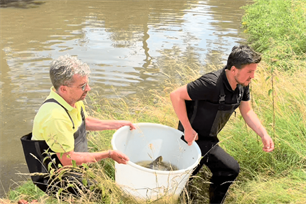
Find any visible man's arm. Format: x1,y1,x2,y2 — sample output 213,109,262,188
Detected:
85,116,136,131
56,150,129,166
170,85,198,146
239,100,274,152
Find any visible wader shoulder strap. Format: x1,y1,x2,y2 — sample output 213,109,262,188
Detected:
218,82,226,110
219,83,226,104
43,98,75,129
190,74,226,121
81,107,85,121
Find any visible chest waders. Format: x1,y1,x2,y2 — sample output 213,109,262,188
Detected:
180,81,243,204
20,98,87,195
179,83,243,140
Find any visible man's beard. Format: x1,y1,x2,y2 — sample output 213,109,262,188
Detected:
234,76,251,87
78,92,88,101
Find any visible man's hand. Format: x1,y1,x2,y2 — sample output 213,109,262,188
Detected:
261,135,274,152
110,150,129,164
122,121,136,130
184,128,198,146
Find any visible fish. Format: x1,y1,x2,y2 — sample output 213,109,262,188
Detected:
136,156,178,171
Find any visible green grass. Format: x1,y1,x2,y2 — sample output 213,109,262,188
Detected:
219,66,306,176
242,0,306,71
5,62,305,204
226,169,306,204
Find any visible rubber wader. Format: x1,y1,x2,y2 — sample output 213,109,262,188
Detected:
179,80,243,204
20,98,88,196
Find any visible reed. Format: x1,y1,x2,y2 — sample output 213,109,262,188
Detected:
6,58,306,204
86,58,306,204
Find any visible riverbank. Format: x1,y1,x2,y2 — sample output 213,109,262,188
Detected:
1,0,306,203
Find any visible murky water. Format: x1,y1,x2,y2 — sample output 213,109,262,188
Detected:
136,160,179,171
0,0,249,197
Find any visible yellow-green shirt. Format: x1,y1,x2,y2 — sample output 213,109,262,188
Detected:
32,87,87,153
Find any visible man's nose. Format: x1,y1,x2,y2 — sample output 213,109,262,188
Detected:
85,83,91,91
250,72,255,78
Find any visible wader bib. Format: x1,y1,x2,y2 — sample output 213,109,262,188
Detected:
179,81,243,140
179,79,243,204
20,98,87,194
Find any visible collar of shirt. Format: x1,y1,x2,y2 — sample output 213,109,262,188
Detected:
221,67,235,92
47,87,75,112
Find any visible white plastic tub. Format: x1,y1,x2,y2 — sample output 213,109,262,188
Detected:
111,123,201,201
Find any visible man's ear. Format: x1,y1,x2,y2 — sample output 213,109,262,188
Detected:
58,85,68,94
231,66,238,73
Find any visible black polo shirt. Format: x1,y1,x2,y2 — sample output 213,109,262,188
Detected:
180,67,250,137
187,67,250,104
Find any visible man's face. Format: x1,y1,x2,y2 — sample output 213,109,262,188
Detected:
67,74,91,102
233,63,257,87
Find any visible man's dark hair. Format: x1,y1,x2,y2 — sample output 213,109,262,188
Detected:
226,45,261,70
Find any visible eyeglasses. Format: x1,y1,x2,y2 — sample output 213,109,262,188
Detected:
80,83,88,91
65,82,88,91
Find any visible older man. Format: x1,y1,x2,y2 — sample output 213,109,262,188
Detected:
32,55,134,165
22,55,135,197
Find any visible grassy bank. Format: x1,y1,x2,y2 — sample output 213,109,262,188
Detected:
3,64,305,204
242,0,306,71
2,0,306,203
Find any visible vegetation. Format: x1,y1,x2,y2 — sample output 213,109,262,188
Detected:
1,0,306,203
242,0,306,71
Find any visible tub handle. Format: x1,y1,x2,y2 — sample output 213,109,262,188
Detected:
180,135,188,144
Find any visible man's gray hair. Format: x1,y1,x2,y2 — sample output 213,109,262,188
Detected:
50,55,90,90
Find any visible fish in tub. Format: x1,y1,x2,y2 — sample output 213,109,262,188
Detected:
136,156,179,171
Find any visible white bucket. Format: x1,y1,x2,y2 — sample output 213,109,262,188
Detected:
111,123,201,201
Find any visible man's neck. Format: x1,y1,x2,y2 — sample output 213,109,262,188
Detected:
225,69,238,91
56,90,76,108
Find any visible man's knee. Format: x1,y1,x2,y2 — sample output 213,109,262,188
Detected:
212,159,240,182
219,149,240,179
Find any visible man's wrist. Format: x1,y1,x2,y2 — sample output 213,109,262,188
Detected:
183,124,193,132
260,134,269,139
108,150,112,158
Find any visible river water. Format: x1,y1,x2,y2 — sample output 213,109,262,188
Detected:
0,0,249,197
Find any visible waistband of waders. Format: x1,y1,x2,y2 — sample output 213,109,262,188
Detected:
197,136,219,143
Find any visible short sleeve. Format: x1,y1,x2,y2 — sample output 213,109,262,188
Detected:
187,73,218,101
41,110,74,153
